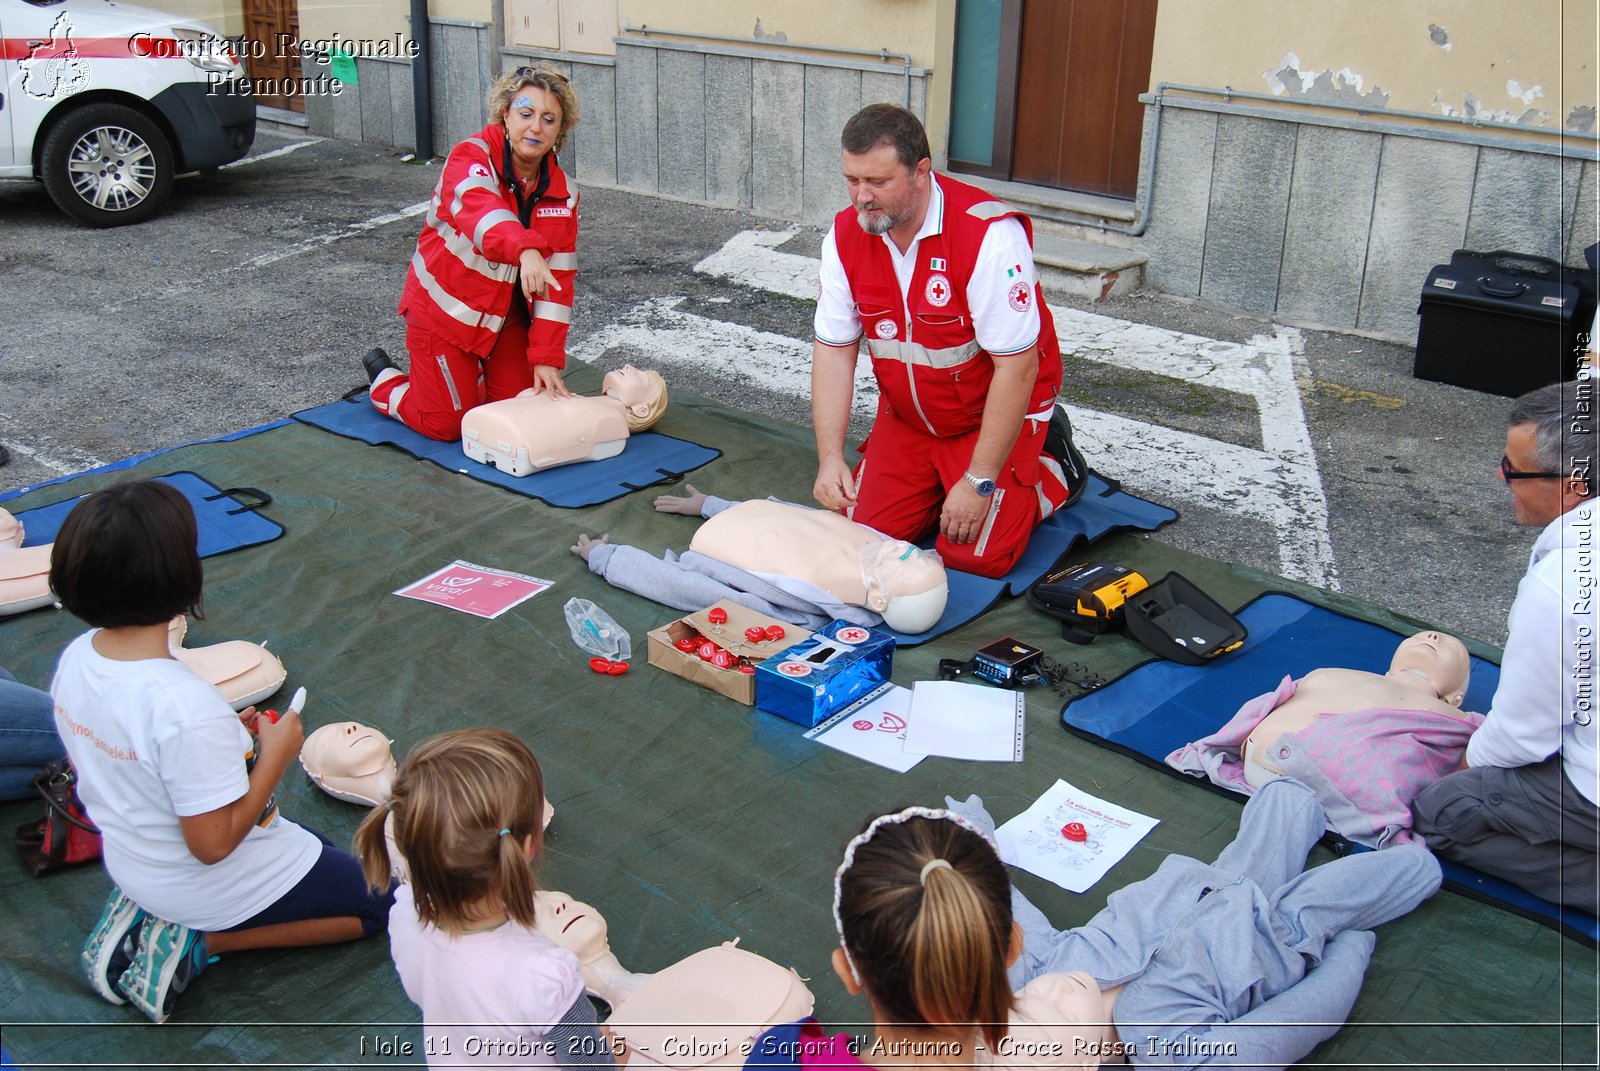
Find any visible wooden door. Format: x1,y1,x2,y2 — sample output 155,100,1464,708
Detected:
1011,0,1156,198
243,0,301,112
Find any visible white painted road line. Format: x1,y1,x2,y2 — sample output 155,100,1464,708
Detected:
0,420,106,478
221,138,322,168
675,228,1340,589
243,200,430,270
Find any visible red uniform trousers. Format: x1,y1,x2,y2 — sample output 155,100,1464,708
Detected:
848,405,1071,579
372,306,534,442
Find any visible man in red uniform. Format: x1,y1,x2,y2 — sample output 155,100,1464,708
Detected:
811,104,1074,578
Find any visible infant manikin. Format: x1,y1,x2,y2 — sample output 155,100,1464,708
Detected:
533,890,813,1069
462,365,668,476
300,721,399,806
1243,630,1472,787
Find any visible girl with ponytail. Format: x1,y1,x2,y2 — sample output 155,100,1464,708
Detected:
355,728,616,1070
746,806,1119,1071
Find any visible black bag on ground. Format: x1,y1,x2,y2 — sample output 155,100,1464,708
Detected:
1044,403,1090,508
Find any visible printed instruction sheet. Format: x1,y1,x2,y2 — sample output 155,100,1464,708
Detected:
995,778,1159,893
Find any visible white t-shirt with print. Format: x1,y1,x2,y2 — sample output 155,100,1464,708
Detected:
52,630,320,931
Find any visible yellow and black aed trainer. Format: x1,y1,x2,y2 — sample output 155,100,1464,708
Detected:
1026,562,1150,640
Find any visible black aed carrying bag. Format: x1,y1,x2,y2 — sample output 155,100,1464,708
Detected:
1415,249,1591,397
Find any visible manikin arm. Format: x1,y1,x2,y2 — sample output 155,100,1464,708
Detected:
652,484,738,520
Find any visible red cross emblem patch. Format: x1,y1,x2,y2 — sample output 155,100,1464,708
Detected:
925,272,952,308
1008,282,1031,312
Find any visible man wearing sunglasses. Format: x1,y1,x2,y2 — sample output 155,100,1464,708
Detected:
1412,380,1599,913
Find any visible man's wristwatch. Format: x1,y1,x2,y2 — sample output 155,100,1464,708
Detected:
962,471,997,497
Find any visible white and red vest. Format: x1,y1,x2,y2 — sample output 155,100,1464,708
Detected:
830,174,1061,438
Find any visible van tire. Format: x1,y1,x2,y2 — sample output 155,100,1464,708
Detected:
40,103,176,227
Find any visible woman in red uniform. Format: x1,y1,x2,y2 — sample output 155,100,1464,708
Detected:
364,67,581,441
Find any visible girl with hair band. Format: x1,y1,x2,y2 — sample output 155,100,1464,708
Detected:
50,479,393,1025
354,728,617,1070
745,805,1117,1071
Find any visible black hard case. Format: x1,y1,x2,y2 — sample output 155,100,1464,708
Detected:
1414,249,1587,397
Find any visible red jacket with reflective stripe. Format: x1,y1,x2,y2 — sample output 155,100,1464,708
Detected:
831,173,1060,437
398,121,578,367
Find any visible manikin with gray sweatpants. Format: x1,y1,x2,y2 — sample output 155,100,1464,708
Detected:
956,778,1441,1069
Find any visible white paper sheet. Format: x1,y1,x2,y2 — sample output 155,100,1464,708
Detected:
805,684,923,772
995,779,1159,893
902,680,1025,762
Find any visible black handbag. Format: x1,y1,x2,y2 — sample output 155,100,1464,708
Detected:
14,759,103,876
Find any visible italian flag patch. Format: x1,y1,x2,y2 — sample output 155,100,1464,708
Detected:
1006,264,1023,278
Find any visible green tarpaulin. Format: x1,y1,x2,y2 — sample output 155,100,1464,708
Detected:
2,376,1594,1069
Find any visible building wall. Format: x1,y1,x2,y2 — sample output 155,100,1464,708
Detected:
1138,96,1597,342
1149,0,1596,132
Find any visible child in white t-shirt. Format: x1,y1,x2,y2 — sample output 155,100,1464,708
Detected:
49,479,393,1023
355,728,617,1070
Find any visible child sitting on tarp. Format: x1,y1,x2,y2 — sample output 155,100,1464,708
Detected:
572,484,948,634
49,479,393,1023
1167,631,1481,848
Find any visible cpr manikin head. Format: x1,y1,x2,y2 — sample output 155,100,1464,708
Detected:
602,365,668,432
1388,630,1470,707
860,540,948,633
534,890,611,961
300,721,399,807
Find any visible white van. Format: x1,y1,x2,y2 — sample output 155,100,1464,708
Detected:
1,0,254,225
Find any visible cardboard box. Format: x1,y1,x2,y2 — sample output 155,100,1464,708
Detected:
646,601,812,705
755,620,896,727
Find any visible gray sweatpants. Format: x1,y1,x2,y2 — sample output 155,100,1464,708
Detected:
1411,756,1600,914
1006,779,1442,1070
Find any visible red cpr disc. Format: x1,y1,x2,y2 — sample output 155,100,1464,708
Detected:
712,649,736,669
744,626,768,644
707,607,728,625
589,657,613,674
764,625,786,641
606,660,629,675
260,709,280,724
738,664,756,675
697,641,719,662
1061,822,1088,842
674,636,698,653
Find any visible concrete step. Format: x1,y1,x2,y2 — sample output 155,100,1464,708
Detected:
1033,234,1147,304
963,173,1140,249
256,104,310,138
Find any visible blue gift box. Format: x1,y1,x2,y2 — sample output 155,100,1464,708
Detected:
755,620,896,727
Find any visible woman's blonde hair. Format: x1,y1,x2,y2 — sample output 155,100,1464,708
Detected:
486,67,580,155
355,728,546,934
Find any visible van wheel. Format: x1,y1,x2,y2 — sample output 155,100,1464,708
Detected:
40,103,175,227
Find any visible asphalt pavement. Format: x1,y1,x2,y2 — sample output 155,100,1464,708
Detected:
0,129,1532,644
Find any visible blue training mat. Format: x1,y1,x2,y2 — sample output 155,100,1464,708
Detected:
1060,592,1600,945
884,472,1179,646
294,393,721,508
14,471,283,559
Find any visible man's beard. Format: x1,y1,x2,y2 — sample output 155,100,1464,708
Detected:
855,205,897,235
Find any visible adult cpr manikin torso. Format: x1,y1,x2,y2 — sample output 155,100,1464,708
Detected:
461,365,667,477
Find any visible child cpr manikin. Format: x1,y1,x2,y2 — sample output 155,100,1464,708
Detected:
0,508,56,616
532,890,814,1069
461,365,668,477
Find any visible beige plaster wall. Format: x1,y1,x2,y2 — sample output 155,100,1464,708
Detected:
617,0,954,152
296,0,492,51
139,0,243,38
1150,0,1597,131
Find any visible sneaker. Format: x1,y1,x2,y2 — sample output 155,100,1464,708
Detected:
82,887,148,1005
363,347,399,384
115,916,209,1024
